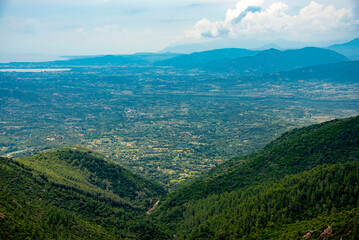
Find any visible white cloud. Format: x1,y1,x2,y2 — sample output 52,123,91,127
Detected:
190,18,229,38
225,0,263,23
186,0,359,41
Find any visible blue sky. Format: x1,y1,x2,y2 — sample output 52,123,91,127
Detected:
0,0,358,62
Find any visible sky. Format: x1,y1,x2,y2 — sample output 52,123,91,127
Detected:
0,0,358,62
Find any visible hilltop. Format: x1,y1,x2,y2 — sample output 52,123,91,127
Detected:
328,38,359,60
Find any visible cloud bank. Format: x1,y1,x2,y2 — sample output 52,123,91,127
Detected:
186,0,359,41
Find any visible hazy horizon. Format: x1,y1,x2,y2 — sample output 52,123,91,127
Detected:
0,0,359,62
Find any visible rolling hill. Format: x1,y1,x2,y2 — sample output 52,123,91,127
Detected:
0,149,169,239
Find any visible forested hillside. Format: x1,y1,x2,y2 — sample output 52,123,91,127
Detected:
154,116,359,239
158,116,359,208
1,116,358,239
0,149,169,239
15,149,166,207
171,162,359,239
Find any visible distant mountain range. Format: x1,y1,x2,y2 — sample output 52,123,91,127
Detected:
159,38,332,54
1,38,357,65
327,38,359,60
158,47,349,74
157,48,259,68
1,38,358,77
160,37,359,61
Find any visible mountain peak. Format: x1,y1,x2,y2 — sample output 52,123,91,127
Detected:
346,38,359,46
258,48,282,55
264,48,282,52
327,38,359,60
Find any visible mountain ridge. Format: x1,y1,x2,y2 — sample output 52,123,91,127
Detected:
157,48,259,67
155,46,349,74
203,47,349,73
327,38,359,60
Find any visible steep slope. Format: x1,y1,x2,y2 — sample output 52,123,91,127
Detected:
159,116,359,208
328,38,359,60
157,48,259,68
0,156,116,239
14,149,166,208
205,47,349,74
155,116,359,237
0,149,170,239
174,162,359,239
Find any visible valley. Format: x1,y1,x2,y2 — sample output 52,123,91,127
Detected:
0,63,358,188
